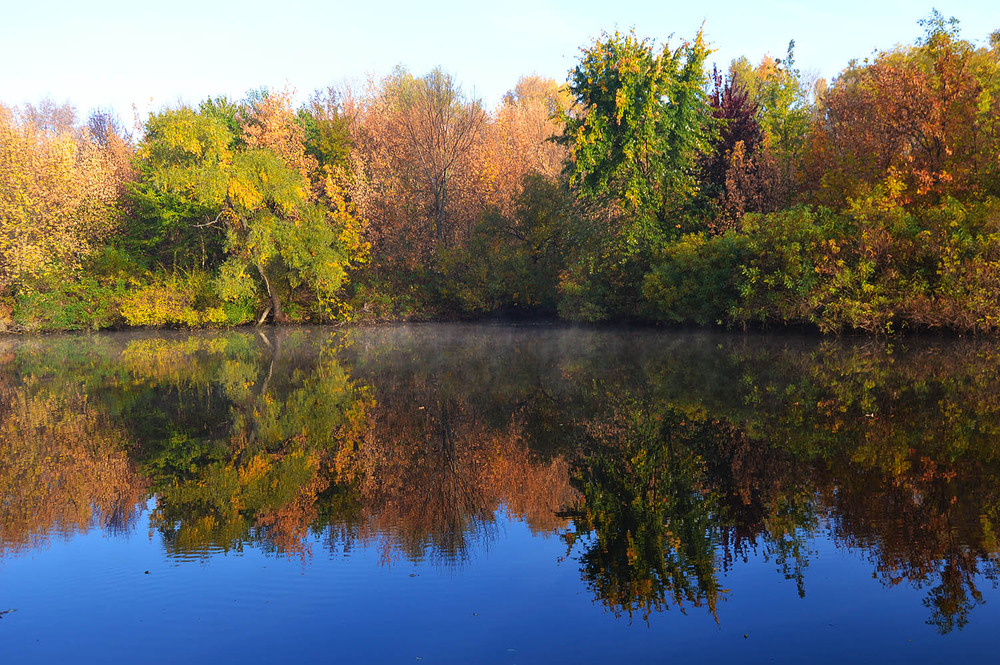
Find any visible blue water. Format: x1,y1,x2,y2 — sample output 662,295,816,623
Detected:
5,513,993,663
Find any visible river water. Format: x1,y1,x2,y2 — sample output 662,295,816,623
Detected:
1,324,999,662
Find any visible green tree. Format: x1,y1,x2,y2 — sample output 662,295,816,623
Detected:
300,87,354,171
565,404,724,618
438,173,573,314
562,30,715,239
555,30,715,321
131,106,365,322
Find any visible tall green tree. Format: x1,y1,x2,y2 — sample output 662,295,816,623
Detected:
556,30,715,321
562,30,715,240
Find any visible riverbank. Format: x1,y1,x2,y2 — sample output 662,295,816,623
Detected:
3,17,998,337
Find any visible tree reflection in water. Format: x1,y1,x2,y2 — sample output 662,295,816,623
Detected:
2,327,1000,630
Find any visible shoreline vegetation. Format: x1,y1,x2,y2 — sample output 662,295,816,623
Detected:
2,11,1000,335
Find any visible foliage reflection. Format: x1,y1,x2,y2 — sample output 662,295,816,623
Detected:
3,327,1000,630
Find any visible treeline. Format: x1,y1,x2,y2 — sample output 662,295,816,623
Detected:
1,11,999,332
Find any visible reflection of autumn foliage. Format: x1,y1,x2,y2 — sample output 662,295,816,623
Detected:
650,336,1000,631
341,394,578,563
1,330,582,563
117,331,572,565
555,344,814,616
820,454,1000,633
151,451,325,559
255,470,327,557
126,331,371,558
7,327,1000,631
694,421,814,590
0,376,146,555
564,405,726,619
484,433,576,534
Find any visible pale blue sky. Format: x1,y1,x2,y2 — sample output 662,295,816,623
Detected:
1,0,997,125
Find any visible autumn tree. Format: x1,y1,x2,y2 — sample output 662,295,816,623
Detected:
438,174,577,314
131,102,366,322
701,66,766,231
435,78,573,315
729,42,814,207
474,76,569,216
805,12,999,206
19,98,77,133
86,108,136,202
0,102,127,299
351,67,485,272
394,68,485,246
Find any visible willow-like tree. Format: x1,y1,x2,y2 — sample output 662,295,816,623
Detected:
132,105,366,322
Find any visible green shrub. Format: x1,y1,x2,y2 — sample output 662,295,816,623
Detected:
643,232,749,325
13,274,127,331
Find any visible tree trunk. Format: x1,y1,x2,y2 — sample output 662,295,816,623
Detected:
255,261,286,323
433,177,445,246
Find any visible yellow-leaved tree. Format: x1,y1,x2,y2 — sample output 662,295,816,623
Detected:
0,102,126,304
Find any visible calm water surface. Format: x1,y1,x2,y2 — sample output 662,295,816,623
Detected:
2,324,1000,662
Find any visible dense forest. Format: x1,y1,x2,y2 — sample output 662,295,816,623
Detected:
1,11,999,333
